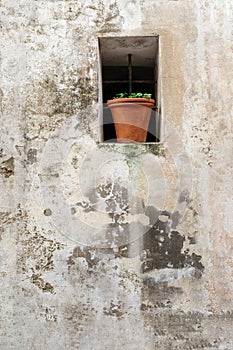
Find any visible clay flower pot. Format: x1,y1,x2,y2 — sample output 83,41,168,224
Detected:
107,98,155,142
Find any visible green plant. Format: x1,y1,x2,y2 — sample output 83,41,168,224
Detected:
113,92,152,99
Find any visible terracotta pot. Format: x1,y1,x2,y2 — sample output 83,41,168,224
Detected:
107,98,155,142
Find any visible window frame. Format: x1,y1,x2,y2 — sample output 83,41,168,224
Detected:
98,35,162,144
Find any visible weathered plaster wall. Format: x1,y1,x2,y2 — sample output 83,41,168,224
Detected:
0,0,233,349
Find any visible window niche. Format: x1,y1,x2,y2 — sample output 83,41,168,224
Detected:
98,36,161,143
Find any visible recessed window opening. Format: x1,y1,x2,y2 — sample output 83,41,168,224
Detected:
98,36,161,143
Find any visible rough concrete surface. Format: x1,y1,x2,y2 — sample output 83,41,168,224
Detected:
0,0,233,349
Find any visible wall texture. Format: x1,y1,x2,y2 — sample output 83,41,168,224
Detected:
1,0,233,349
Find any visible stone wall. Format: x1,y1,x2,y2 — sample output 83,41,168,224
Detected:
1,0,233,349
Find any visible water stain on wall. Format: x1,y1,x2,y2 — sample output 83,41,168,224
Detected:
142,206,204,275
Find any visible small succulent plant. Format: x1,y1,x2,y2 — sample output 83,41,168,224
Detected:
113,92,152,99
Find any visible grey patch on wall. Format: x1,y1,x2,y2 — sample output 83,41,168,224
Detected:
27,148,37,164
141,206,204,276
68,246,101,269
178,189,192,204
76,77,95,110
170,211,182,229
67,245,117,283
0,157,14,177
141,309,233,349
141,278,183,310
69,201,203,277
114,204,203,276
71,181,132,247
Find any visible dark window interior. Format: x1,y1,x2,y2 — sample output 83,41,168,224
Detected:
102,66,155,102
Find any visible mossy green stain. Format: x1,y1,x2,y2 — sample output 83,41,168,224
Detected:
97,143,165,158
